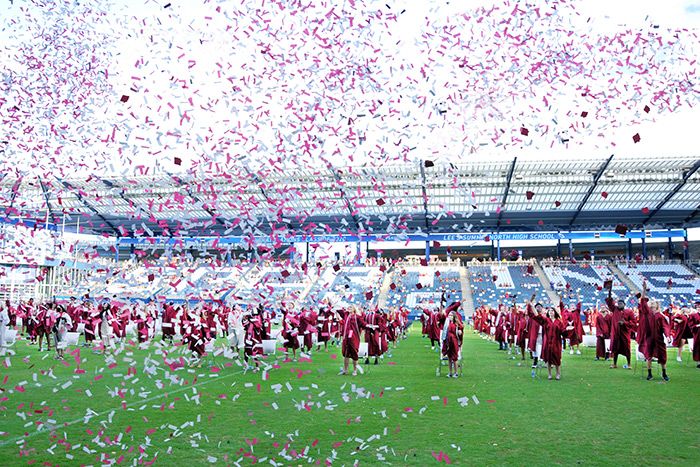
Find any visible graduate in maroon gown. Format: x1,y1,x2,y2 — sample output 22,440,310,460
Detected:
316,306,333,351
34,303,50,351
162,302,176,342
185,310,207,367
594,306,611,360
605,286,636,369
340,306,365,376
560,296,584,355
638,281,671,381
281,306,300,361
364,308,382,365
299,307,317,352
490,305,509,351
442,309,463,378
688,309,700,368
242,307,263,371
514,302,528,361
671,308,692,363
426,307,444,350
525,299,544,373
528,298,574,380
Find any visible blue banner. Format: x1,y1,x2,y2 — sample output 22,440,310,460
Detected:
116,229,686,248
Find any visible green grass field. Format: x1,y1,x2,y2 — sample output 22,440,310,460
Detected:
1,326,698,466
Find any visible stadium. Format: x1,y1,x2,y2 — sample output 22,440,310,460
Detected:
1,0,699,465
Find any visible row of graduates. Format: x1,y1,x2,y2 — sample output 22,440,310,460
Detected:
8,297,163,349
590,292,700,370
2,296,411,370
419,301,465,377
473,288,700,380
330,304,411,376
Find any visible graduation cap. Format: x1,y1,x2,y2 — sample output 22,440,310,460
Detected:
643,105,651,113
376,198,385,206
416,283,423,289
390,283,396,290
365,291,373,300
554,200,561,207
581,111,588,117
484,235,490,242
333,264,340,272
174,157,182,166
525,190,534,200
424,160,434,168
641,207,650,215
601,191,608,199
120,95,129,103
433,241,441,248
147,273,155,282
420,258,428,266
435,270,441,277
520,127,529,136
280,270,291,278
615,224,628,236
632,133,641,143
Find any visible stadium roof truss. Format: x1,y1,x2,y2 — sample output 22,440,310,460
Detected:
1,156,699,238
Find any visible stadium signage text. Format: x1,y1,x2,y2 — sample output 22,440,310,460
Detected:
115,229,686,248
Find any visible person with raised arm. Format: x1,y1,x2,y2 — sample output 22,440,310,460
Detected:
605,284,635,369
525,294,545,376
638,280,671,381
442,308,464,378
528,295,574,380
560,293,584,355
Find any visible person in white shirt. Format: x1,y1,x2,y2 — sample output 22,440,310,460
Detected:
0,302,10,356
53,306,73,360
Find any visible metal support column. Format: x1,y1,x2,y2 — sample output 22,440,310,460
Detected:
627,239,632,261
568,239,573,260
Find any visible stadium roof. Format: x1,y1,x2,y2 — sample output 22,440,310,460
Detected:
2,155,699,239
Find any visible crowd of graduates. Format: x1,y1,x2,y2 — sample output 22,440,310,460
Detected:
0,296,411,373
472,284,700,381
2,283,699,383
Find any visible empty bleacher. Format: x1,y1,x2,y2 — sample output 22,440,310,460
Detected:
542,261,632,309
468,262,550,307
385,266,462,318
617,263,700,306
